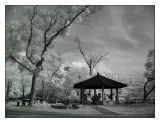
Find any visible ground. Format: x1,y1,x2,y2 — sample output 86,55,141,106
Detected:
5,102,155,118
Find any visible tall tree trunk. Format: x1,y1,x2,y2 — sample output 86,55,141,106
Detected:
22,88,25,99
6,81,12,99
29,72,38,106
46,91,51,102
41,80,45,101
143,85,146,103
6,86,10,99
89,67,92,77
88,67,92,94
143,80,149,103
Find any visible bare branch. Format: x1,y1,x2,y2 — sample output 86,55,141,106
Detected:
92,52,108,68
41,6,90,57
74,36,108,76
26,6,39,66
51,65,61,79
74,36,90,66
43,18,57,46
144,79,150,88
79,6,102,25
51,54,62,79
10,55,33,73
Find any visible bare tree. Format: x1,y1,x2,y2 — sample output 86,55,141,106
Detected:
74,36,108,77
74,36,108,94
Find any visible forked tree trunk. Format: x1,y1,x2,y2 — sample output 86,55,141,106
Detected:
143,86,155,103
143,79,155,103
29,72,38,106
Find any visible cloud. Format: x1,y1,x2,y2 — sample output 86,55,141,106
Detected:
57,6,154,78
50,6,155,78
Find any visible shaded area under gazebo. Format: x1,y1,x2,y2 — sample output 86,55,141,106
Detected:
73,73,127,104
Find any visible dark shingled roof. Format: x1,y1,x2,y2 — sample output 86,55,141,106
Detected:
73,73,127,89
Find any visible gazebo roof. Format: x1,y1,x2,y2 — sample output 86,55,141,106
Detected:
73,73,127,89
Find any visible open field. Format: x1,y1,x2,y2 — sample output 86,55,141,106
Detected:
5,102,155,118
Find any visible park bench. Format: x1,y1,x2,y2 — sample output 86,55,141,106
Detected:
17,99,30,106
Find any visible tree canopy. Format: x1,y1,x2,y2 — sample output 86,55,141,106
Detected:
144,49,155,78
5,5,101,105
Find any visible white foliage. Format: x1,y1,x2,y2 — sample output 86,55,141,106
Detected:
6,62,20,81
69,13,75,19
71,6,77,11
85,8,90,15
77,15,83,23
97,66,114,75
66,21,70,25
34,16,44,29
19,51,26,57
58,66,68,77
12,32,16,36
16,34,21,40
46,17,51,24
70,61,87,68
10,87,21,98
65,27,70,36
67,61,89,82
33,28,42,37
5,62,24,98
10,21,20,30
60,21,71,37
61,26,71,37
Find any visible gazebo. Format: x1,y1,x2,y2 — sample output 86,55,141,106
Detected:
73,73,127,104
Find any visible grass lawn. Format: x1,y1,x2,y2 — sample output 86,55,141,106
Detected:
98,103,155,118
5,102,155,118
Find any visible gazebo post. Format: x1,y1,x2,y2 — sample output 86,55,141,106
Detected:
110,88,113,100
102,85,104,104
82,87,84,104
80,86,84,104
80,87,82,104
94,88,96,102
116,88,119,103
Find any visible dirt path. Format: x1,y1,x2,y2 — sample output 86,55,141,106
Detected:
97,104,155,118
90,105,117,115
88,105,127,118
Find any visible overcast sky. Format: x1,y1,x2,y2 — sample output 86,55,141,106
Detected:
6,5,155,78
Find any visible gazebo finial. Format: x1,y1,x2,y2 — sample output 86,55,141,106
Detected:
97,72,100,75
